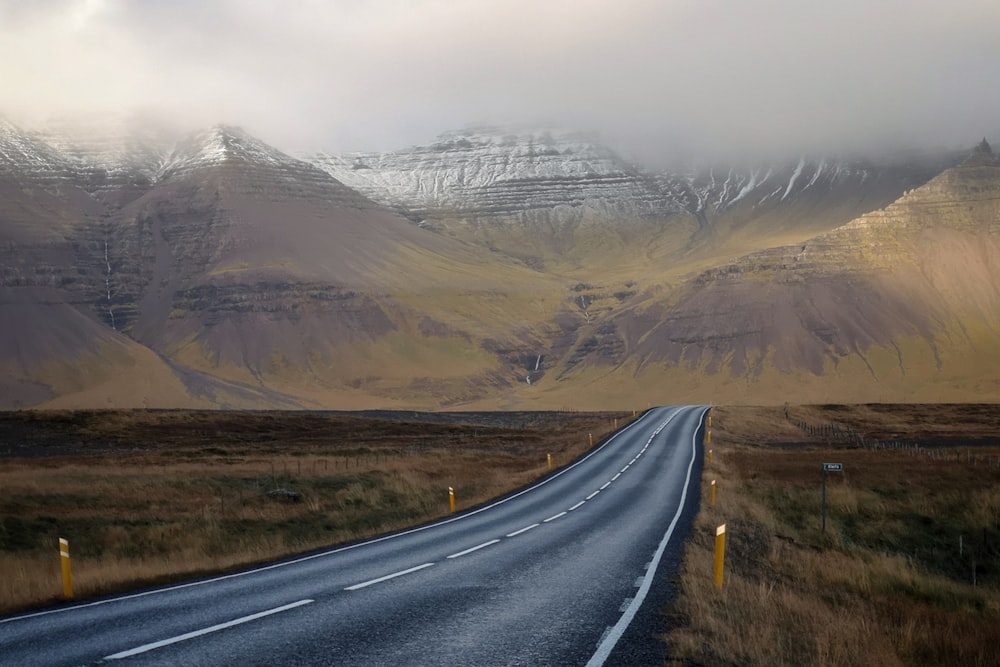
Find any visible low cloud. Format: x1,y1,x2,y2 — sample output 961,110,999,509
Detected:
2,0,998,163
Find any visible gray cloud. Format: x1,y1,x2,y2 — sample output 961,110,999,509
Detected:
2,0,998,163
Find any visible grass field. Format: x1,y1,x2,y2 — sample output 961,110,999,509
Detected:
665,404,1000,667
0,409,625,615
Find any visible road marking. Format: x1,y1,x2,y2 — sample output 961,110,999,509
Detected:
611,472,621,481
447,540,500,559
619,597,634,612
506,523,539,537
103,599,314,660
3,408,686,627
568,501,586,511
620,465,629,473
629,458,637,464
600,481,611,490
586,406,710,667
585,490,601,500
543,511,567,523
345,563,435,590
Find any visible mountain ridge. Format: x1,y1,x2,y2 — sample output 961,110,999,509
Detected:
0,116,996,409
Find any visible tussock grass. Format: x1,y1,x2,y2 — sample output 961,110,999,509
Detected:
0,410,625,614
665,405,1000,667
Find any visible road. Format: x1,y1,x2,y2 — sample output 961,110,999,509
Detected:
0,405,708,666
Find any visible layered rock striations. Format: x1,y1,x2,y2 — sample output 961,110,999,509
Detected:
307,127,952,272
309,128,947,227
1,113,995,408
613,150,1000,396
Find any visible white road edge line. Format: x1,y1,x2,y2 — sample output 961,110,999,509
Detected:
568,501,586,511
543,511,567,523
344,563,435,591
585,405,709,667
447,540,501,559
103,599,314,660
585,490,600,500
2,409,678,626
506,523,540,537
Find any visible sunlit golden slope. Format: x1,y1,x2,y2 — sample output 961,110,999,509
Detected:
517,147,1000,407
3,118,995,410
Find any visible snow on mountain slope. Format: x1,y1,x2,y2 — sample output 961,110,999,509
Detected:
158,125,306,180
308,127,677,222
307,126,952,236
35,113,175,181
0,117,75,185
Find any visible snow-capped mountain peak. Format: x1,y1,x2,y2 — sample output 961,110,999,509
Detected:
156,125,303,181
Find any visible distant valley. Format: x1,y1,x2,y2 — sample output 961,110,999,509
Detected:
1,115,995,409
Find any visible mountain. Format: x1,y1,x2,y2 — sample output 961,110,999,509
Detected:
1,115,996,409
306,127,953,277
535,144,1000,406
2,119,573,408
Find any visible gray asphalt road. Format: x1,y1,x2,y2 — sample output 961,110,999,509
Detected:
0,405,707,666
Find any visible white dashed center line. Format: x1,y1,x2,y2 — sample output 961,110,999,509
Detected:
506,523,539,537
345,563,435,590
543,511,567,523
447,540,500,559
104,599,314,660
568,501,586,511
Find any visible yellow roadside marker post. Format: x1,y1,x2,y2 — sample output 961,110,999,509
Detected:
589,433,593,447
710,479,716,505
707,430,712,444
547,453,552,471
708,449,713,465
449,487,456,513
714,525,726,589
59,538,73,599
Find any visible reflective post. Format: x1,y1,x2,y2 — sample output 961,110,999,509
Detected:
59,538,73,599
714,524,726,589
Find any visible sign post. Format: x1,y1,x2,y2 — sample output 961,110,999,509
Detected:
821,463,843,533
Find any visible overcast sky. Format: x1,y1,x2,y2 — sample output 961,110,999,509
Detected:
2,0,998,164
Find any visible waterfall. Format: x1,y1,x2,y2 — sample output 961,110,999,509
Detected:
104,239,116,331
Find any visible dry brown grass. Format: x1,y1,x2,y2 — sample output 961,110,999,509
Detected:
0,410,627,615
666,405,1000,667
